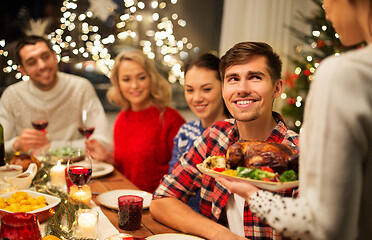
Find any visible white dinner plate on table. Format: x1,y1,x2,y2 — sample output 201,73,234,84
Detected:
91,162,115,179
72,160,114,179
146,233,204,240
97,189,152,209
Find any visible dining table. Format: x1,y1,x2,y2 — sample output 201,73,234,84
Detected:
89,168,180,238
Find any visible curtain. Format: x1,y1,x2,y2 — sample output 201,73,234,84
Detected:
219,0,317,72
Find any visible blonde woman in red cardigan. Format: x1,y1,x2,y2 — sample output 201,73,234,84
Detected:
86,49,185,192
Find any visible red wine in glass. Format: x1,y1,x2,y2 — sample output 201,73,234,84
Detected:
68,166,92,186
32,119,49,131
78,127,95,139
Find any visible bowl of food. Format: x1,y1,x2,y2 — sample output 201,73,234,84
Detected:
0,165,23,181
198,140,299,191
0,190,61,222
50,146,85,164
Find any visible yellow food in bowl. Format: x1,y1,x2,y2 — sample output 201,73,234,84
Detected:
0,191,48,213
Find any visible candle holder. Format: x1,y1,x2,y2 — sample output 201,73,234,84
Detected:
0,212,42,240
73,209,99,239
50,160,66,188
69,184,92,204
118,195,143,231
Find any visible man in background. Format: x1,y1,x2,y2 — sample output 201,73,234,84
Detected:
0,35,112,154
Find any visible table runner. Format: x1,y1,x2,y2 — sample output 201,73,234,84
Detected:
40,201,119,239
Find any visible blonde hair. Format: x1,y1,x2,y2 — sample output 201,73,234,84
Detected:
107,49,172,111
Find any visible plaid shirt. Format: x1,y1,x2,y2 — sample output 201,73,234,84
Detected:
153,112,299,239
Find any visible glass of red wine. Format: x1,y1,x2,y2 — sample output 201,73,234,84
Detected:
31,108,48,161
31,108,48,132
67,154,93,206
78,108,95,139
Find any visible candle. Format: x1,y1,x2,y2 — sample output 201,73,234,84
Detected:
75,209,98,238
50,160,66,187
69,185,92,204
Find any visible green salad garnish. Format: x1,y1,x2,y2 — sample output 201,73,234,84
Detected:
51,146,83,157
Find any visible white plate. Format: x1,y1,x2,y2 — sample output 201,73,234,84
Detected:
91,162,115,179
71,160,114,179
197,163,299,191
97,189,152,210
146,233,204,240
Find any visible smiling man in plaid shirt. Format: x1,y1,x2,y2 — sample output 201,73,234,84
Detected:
150,42,299,240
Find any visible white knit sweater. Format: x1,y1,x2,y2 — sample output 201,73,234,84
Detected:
0,72,112,152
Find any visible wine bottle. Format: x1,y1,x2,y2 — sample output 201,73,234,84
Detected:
0,124,5,166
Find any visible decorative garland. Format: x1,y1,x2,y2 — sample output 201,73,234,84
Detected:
32,162,91,239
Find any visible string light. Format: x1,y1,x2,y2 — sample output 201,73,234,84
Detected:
1,0,199,84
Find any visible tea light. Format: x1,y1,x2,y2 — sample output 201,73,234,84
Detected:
75,209,98,238
69,185,92,204
50,160,66,187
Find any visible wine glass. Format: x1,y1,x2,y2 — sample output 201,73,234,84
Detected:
66,154,93,206
31,108,48,161
78,108,95,139
31,108,48,132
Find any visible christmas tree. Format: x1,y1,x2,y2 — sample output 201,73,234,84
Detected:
281,0,362,133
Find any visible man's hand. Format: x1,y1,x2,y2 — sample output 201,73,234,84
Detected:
13,128,49,151
150,198,248,240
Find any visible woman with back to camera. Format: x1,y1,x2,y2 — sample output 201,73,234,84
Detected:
86,49,185,193
167,53,231,212
218,0,372,239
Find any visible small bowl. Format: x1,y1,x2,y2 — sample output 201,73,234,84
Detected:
0,190,61,222
0,165,23,180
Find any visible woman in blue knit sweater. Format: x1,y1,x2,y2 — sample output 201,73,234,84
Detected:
168,53,231,211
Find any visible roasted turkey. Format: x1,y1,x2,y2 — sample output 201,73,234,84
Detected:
10,152,41,171
226,140,298,174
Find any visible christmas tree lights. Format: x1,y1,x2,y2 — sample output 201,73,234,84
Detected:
281,0,363,132
1,0,200,85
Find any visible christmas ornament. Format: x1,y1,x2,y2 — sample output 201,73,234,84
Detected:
87,0,118,22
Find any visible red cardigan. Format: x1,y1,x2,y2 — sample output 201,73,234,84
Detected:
114,106,185,193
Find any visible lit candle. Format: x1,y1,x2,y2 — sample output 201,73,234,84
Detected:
75,210,98,238
50,160,66,187
69,185,92,204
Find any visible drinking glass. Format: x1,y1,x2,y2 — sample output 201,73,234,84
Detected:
31,108,49,161
74,209,99,239
67,156,92,188
31,108,48,132
78,108,95,139
118,195,143,231
0,212,42,240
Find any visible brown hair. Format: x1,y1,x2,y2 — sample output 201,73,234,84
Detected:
184,53,231,118
107,49,171,111
219,42,282,84
15,35,54,66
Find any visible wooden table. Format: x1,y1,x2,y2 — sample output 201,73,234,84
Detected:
89,169,179,238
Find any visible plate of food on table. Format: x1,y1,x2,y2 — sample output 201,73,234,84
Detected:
97,189,152,210
0,190,61,222
197,140,299,191
49,146,85,164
